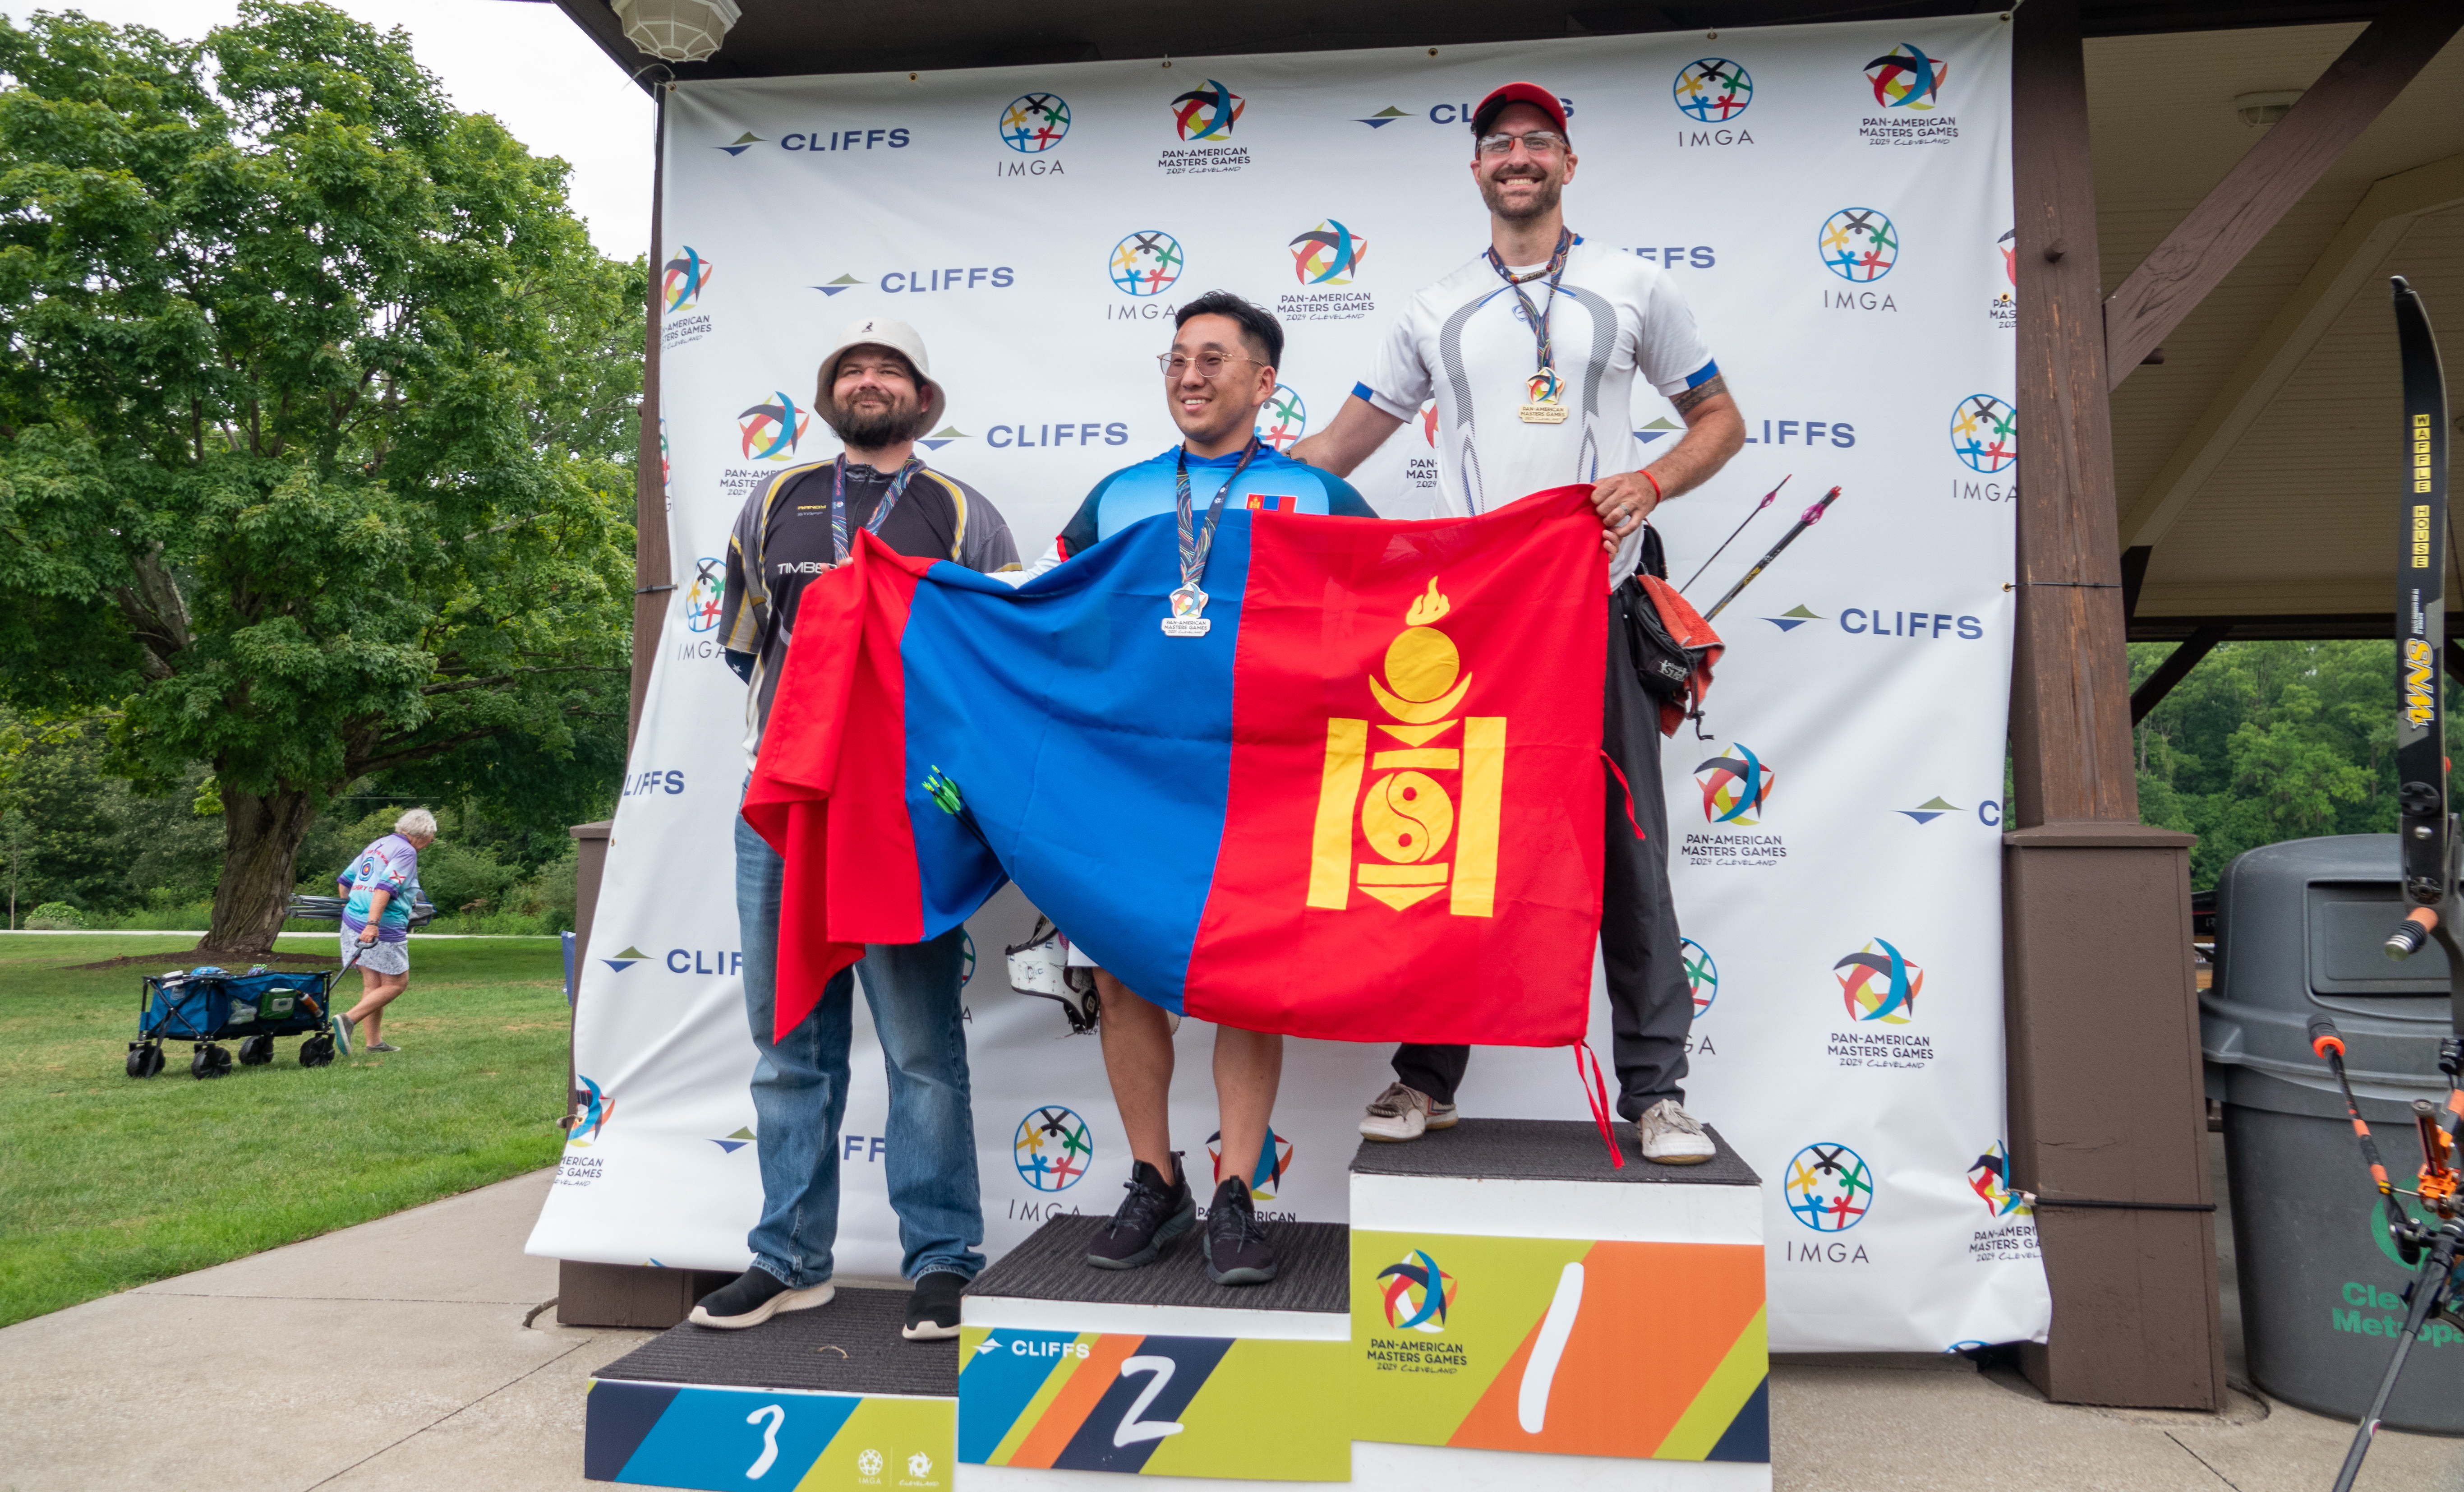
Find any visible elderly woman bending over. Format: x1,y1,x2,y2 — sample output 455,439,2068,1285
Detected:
333,808,437,1055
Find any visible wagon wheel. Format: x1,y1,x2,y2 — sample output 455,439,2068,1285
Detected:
299,1035,334,1068
237,1035,274,1066
191,1045,226,1079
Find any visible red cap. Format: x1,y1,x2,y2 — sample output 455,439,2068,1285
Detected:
1472,82,1569,139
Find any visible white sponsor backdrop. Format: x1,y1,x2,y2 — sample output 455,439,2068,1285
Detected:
526,15,2049,1352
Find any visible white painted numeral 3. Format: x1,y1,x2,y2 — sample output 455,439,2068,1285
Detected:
1111,1356,1187,1448
745,1403,785,1478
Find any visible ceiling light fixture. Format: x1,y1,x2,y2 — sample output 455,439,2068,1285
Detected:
610,0,741,64
2232,89,2303,128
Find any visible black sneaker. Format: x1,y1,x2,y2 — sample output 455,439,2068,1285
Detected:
1086,1156,1193,1270
1202,1176,1278,1286
688,1268,834,1330
903,1270,967,1341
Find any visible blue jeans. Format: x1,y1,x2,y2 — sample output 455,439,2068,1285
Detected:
735,809,985,1286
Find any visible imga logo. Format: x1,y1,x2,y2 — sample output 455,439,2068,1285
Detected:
1290,220,1368,286
1682,937,1718,1017
1257,384,1307,452
1377,1249,1459,1331
1694,743,1777,826
1111,230,1184,298
1785,1142,1874,1232
683,556,723,634
1949,394,2016,474
738,391,811,462
999,92,1069,152
662,245,713,313
1014,1105,1093,1192
1865,44,1948,110
1819,208,1897,282
1673,58,1752,120
1834,938,1923,1025
1172,79,1244,140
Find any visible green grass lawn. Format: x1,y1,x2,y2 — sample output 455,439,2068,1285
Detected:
0,933,571,1327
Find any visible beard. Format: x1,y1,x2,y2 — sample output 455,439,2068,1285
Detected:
825,388,931,448
1478,167,1563,225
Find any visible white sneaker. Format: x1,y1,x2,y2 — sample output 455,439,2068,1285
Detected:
1359,1082,1458,1142
1637,1099,1716,1165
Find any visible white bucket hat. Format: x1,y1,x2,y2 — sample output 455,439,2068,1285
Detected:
816,315,948,433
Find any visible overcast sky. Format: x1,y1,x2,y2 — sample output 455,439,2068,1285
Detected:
0,0,656,259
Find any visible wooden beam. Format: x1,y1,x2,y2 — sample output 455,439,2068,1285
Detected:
2130,626,2229,724
2101,1,2461,386
2119,153,2464,549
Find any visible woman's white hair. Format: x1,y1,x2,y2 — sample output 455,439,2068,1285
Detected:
394,807,439,841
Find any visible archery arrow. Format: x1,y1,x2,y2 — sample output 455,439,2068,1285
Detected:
1680,474,1791,595
1702,486,1843,623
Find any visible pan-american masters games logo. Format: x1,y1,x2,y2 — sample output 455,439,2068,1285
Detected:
1966,1141,2042,1263
1377,1249,1459,1331
1859,43,1960,146
1160,79,1251,177
1684,743,1786,869
1282,221,1375,323
1828,938,1937,1070
661,246,715,351
1208,1127,1297,1201
1014,1105,1093,1192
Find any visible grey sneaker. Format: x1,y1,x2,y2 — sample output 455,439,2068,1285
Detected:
365,1041,400,1053
1359,1081,1457,1142
1637,1098,1716,1165
331,1013,355,1056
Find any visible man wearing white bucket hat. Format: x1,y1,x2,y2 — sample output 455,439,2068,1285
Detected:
698,316,1019,1341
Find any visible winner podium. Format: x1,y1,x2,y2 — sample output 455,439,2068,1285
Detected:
583,1118,1766,1490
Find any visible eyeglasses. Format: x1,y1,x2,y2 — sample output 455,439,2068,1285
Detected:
1155,351,1262,379
1476,129,1567,157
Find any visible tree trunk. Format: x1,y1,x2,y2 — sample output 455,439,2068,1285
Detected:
201,785,319,960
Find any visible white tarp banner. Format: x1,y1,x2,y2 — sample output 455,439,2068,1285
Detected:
526,14,2049,1352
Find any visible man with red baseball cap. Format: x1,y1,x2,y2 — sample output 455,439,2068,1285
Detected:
1293,80,1746,1166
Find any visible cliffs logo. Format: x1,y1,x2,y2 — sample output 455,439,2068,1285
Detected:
601,945,648,973
1694,743,1777,825
1377,1249,1459,1331
1673,58,1752,121
1257,384,1307,451
1290,220,1368,286
1864,44,1948,109
683,557,724,634
569,1076,615,1146
1355,106,1409,129
1785,1142,1874,1231
1835,938,1923,1024
814,273,863,297
1000,93,1069,152
1172,79,1244,139
1819,209,1898,282
738,391,811,462
1208,1127,1296,1200
662,246,713,313
1950,394,2017,473
715,132,762,157
1682,937,1718,1017
710,1127,754,1155
1014,1105,1093,1192
1766,604,1821,632
1967,1141,2032,1219
1111,230,1184,297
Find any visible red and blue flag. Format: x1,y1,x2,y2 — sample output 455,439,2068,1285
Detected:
742,488,1607,1046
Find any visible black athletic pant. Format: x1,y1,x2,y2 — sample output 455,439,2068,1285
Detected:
1392,577,1691,1121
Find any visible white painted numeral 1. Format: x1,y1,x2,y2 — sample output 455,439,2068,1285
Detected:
1112,1356,1188,1447
745,1403,785,1478
1517,1262,1585,1434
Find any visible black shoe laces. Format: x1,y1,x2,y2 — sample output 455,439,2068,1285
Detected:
1104,1170,1177,1238
1210,1192,1265,1254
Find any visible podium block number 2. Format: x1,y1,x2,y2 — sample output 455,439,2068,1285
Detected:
744,1403,786,1479
1111,1357,1188,1448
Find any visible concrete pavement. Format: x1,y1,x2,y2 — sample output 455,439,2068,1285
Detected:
0,1164,2454,1491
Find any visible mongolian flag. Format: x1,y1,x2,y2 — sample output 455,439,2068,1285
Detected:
741,487,1607,1046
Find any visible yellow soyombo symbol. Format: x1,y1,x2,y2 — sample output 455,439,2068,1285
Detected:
1307,579,1505,914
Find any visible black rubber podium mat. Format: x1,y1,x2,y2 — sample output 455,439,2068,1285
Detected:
594,1284,957,1397
1350,1116,1761,1187
966,1214,1348,1315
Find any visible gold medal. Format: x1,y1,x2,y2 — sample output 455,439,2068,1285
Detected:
1519,367,1570,425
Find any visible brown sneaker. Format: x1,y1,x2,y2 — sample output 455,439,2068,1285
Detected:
1358,1081,1457,1142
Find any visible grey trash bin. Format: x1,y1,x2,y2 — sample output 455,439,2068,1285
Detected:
2205,834,2462,1434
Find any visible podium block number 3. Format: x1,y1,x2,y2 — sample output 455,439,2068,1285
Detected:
744,1403,786,1479
1517,1263,1585,1435
1112,1356,1188,1447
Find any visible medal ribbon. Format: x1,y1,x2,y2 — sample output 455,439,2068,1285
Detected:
1174,438,1263,595
1485,227,1574,390
830,453,924,564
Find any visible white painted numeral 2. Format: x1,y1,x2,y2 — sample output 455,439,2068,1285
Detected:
1112,1356,1188,1447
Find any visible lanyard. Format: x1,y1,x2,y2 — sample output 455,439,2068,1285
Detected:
1173,438,1262,596
831,454,922,564
1485,227,1574,381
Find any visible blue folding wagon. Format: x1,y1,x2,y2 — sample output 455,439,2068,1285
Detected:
127,967,340,1079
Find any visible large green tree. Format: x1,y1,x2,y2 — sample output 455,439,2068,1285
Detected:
0,4,641,956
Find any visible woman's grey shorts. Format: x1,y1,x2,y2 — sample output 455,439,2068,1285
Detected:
345,934,410,976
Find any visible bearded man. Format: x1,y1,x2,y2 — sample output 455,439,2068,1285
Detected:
1290,83,1746,1165
697,317,1019,1340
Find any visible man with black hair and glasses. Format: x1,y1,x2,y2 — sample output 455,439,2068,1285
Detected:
1291,82,1747,1166
1026,291,1375,1287
695,316,1019,1340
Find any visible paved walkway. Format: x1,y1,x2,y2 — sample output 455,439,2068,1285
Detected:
0,1169,2453,1491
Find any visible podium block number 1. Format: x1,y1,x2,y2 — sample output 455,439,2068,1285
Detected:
1517,1263,1586,1434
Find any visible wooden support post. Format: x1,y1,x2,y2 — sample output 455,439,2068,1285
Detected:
628,91,672,749
2007,0,2225,1411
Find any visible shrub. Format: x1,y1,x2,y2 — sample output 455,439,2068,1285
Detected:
25,901,85,929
